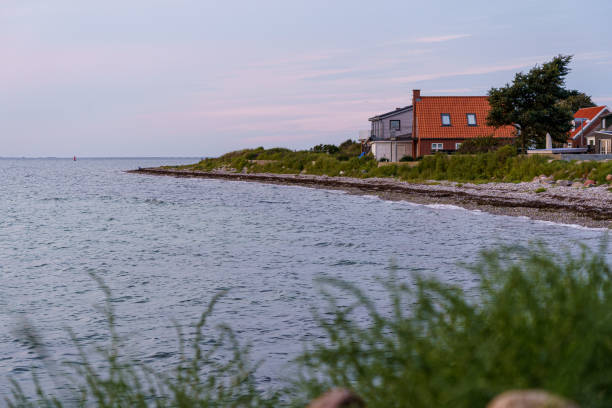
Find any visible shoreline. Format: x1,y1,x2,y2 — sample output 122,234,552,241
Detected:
128,168,612,229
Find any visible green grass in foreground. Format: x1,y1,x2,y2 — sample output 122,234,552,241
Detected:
8,243,612,407
177,142,612,184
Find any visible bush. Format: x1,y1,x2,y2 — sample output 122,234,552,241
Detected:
182,145,612,184
297,244,612,408
456,136,513,154
311,144,340,154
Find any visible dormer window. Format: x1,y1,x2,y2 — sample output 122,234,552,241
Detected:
441,113,451,126
466,113,477,126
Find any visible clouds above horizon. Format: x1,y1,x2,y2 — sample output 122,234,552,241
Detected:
1,0,611,156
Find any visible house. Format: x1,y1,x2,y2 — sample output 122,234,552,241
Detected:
411,90,516,157
366,105,413,161
593,112,612,154
567,106,611,151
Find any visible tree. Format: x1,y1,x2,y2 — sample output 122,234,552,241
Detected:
558,90,596,113
487,55,575,151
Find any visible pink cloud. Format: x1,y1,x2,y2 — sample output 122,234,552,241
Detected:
392,57,549,83
412,34,472,43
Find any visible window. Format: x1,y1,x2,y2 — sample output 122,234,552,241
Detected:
441,113,451,126
466,113,477,126
567,141,572,147
390,120,400,131
455,143,462,150
587,137,595,146
432,143,443,152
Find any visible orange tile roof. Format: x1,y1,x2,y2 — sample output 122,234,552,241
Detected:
415,96,515,139
570,106,608,138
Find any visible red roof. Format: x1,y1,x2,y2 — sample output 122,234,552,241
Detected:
570,106,608,139
415,96,515,139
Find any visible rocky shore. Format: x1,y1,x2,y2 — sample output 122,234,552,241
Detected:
128,167,612,229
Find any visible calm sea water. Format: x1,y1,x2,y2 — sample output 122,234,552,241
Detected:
0,158,610,396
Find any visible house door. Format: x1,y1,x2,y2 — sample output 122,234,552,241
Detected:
602,139,611,154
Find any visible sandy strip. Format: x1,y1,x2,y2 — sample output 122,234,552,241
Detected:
128,168,612,229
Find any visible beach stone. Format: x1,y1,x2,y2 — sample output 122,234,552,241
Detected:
606,174,612,182
544,180,555,185
307,389,365,408
584,179,596,187
339,171,345,176
571,182,583,188
556,180,571,186
487,390,578,408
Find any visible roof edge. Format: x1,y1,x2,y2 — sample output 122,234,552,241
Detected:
369,105,413,121
572,106,610,140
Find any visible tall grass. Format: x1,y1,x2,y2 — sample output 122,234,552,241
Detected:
296,243,612,408
8,281,279,408
8,244,612,407
180,143,612,184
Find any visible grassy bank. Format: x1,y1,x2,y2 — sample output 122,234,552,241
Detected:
8,244,612,407
176,142,612,184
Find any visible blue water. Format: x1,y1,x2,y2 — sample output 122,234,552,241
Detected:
0,158,609,396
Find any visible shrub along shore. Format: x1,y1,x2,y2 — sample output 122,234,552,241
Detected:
175,141,612,185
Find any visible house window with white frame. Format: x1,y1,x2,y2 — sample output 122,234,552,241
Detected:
466,113,477,126
390,120,400,131
441,114,451,126
567,141,572,147
587,137,595,146
455,143,462,150
432,143,443,152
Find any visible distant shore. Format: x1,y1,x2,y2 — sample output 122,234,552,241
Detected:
128,167,612,229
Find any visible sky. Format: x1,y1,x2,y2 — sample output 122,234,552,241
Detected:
1,0,611,157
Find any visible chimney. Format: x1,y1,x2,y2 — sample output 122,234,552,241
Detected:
413,89,421,103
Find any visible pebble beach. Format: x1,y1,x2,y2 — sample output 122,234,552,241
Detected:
129,168,612,229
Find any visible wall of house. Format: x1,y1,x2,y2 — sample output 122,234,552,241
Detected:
371,141,413,161
371,109,413,140
593,118,612,154
572,109,610,147
418,139,466,156
574,117,604,147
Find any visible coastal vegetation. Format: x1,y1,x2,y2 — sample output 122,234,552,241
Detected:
179,142,612,185
9,244,612,407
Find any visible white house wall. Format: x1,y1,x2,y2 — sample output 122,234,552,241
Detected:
371,141,412,161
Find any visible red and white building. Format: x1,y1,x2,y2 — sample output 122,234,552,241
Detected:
364,90,516,160
567,106,611,151
411,90,516,157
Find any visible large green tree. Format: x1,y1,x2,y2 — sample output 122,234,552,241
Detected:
487,55,575,150
557,90,596,113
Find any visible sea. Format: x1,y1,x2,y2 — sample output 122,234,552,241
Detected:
0,158,610,397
